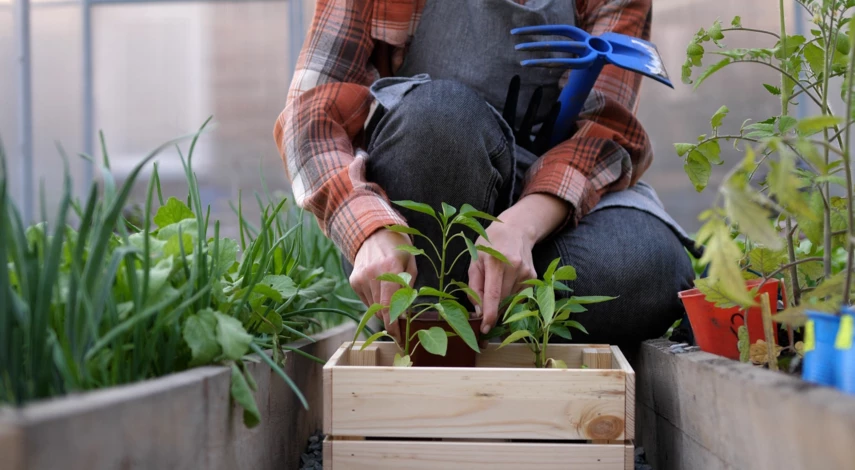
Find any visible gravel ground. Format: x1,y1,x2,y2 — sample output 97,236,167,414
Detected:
300,432,655,469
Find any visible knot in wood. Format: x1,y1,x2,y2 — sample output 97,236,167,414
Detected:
585,415,623,440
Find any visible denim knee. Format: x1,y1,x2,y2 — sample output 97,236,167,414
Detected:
365,79,513,209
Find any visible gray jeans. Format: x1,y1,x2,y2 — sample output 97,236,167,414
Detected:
347,79,693,344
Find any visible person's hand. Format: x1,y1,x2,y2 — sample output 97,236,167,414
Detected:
350,228,418,341
468,194,570,334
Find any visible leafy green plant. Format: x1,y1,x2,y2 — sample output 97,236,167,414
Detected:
0,121,359,427
488,258,614,368
351,201,509,366
676,1,855,339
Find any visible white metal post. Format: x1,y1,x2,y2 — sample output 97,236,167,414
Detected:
82,0,94,190
14,0,34,224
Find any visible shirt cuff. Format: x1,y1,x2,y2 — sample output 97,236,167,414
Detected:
327,192,408,264
520,159,599,228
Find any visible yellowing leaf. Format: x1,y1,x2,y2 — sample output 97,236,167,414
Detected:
545,358,568,369
685,151,712,192
698,219,757,307
393,353,413,367
748,247,785,276
722,183,782,250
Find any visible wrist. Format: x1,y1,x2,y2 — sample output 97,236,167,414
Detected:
499,194,570,244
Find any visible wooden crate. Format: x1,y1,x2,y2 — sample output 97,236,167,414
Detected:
323,342,635,470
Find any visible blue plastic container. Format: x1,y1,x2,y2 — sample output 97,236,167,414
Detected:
802,311,842,386
835,312,855,394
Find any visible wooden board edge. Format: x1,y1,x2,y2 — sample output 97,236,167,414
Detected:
611,346,635,441
323,436,333,470
625,441,634,470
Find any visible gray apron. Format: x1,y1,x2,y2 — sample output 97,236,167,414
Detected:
368,0,696,252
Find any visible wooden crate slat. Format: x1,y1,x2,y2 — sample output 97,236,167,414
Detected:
328,364,626,440
324,437,627,470
610,346,635,441
582,348,613,369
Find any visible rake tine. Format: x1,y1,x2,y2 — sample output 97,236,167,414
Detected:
511,24,588,40
515,40,589,55
520,53,598,68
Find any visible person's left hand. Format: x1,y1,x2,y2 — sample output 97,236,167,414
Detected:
468,193,571,334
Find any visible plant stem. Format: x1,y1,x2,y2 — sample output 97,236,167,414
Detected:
842,12,855,305
439,221,449,292
821,6,835,280
760,256,824,286
760,293,779,372
721,27,780,39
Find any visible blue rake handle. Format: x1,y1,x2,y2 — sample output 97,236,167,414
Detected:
512,24,673,147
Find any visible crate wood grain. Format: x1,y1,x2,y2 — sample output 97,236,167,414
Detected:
323,437,634,470
323,342,633,441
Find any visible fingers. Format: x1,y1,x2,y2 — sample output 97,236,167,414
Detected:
468,259,485,309
481,257,504,334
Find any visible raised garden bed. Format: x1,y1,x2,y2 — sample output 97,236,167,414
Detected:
322,341,635,469
0,323,355,470
635,339,855,470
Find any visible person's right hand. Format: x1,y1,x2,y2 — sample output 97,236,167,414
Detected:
350,228,418,341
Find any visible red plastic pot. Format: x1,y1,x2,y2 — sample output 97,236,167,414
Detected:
678,278,781,360
397,312,481,367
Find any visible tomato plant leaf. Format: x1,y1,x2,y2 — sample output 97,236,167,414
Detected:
694,58,731,89
710,105,729,130
763,84,781,95
797,115,844,136
685,151,711,192
674,143,695,157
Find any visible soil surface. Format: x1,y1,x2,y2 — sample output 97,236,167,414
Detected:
300,432,655,469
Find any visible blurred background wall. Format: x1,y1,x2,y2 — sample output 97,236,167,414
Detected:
0,0,807,237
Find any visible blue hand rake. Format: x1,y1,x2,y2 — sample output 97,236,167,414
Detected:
511,24,673,146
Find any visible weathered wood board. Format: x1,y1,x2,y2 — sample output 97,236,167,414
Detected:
324,341,635,470
0,323,356,470
636,339,855,470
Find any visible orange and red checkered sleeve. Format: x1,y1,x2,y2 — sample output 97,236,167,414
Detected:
521,0,654,226
273,0,407,264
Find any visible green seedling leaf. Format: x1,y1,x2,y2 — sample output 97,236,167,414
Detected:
685,151,711,192
441,202,457,220
553,265,577,281
231,364,261,428
763,84,781,95
450,280,481,306
156,218,198,240
258,311,284,334
386,224,421,236
544,258,560,281
498,329,533,348
457,217,489,241
748,247,785,277
777,115,797,134
564,320,589,334
457,204,501,222
393,200,437,218
183,309,220,366
393,353,413,367
803,43,824,77
710,105,729,130
545,358,568,369
674,143,695,157
396,244,425,256
212,238,239,278
389,287,418,322
154,196,195,228
693,277,737,308
214,312,253,360
550,325,573,340
464,235,478,261
417,327,448,356
568,295,616,304
536,285,555,324
731,16,741,28
504,310,538,324
361,330,393,350
476,245,511,265
419,286,456,300
376,273,412,289
438,300,480,352
252,283,284,303
797,115,844,136
522,279,545,287
722,185,782,250
553,281,572,292
353,304,384,342
698,219,757,307
164,233,195,258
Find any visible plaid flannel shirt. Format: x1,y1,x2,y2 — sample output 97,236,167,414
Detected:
274,0,654,263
